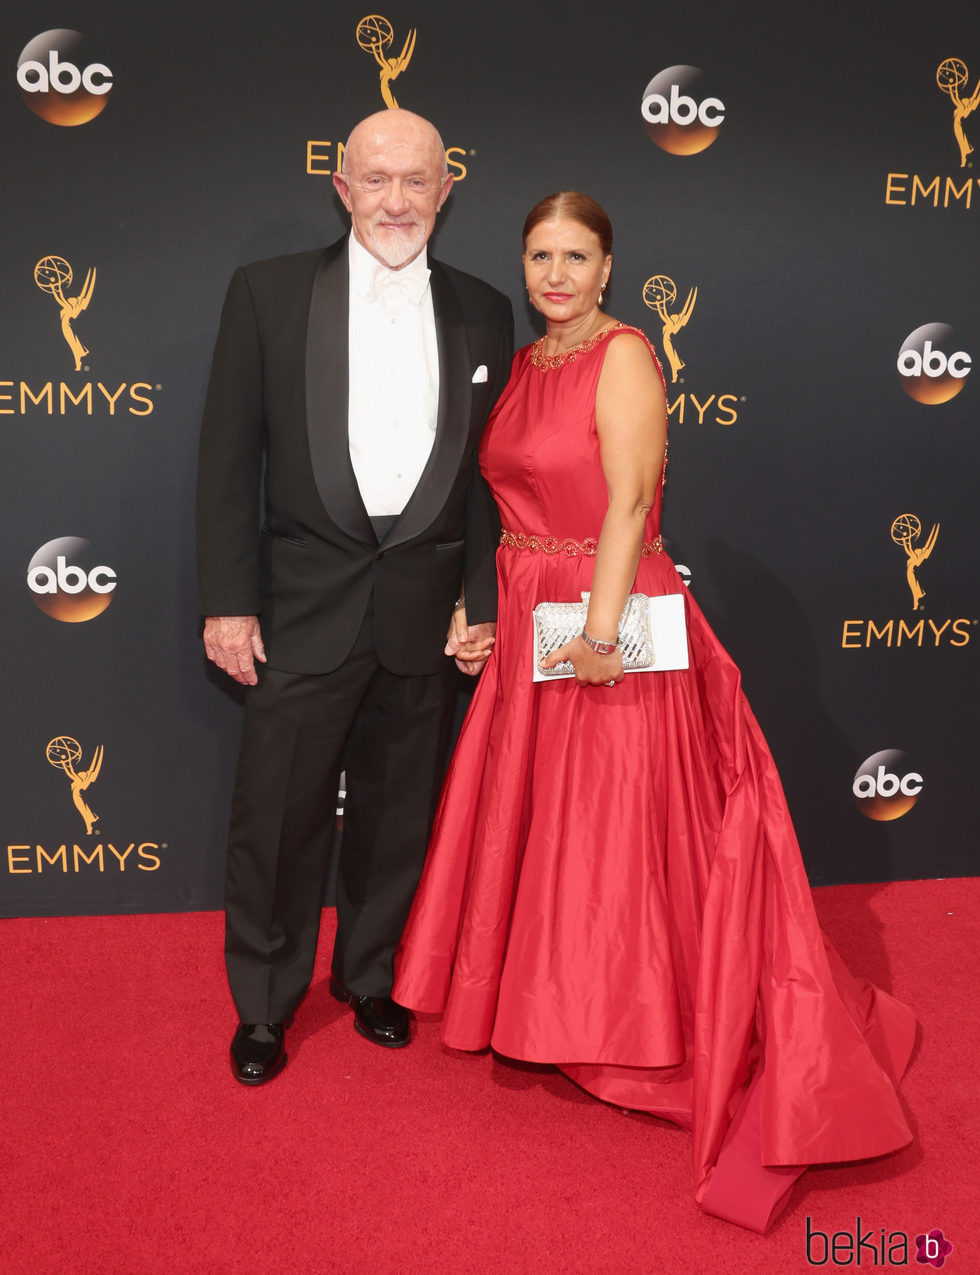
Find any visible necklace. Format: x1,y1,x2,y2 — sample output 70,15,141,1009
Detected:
530,322,627,371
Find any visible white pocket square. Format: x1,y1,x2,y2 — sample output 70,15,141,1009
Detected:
472,365,488,383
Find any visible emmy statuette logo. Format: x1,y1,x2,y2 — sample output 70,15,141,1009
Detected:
4,252,158,418
885,56,980,209
639,273,740,426
17,29,113,126
891,514,939,612
356,14,415,109
47,737,103,835
6,736,166,877
307,16,467,183
643,275,697,384
35,256,95,372
937,57,980,169
841,512,972,649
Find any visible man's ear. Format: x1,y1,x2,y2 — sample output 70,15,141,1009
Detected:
436,172,454,213
332,171,354,213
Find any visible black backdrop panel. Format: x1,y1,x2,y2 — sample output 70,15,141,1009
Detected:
2,1,977,916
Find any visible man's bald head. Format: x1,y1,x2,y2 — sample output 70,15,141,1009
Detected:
342,110,448,180
333,110,453,269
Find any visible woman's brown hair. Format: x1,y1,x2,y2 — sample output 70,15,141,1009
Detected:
522,192,613,255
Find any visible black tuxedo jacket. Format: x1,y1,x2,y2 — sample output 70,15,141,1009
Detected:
197,236,514,676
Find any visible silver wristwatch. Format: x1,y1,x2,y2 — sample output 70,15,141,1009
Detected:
580,630,619,655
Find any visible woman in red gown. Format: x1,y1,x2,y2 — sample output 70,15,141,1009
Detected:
392,192,914,1232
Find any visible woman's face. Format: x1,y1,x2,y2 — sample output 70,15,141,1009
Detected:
523,217,611,327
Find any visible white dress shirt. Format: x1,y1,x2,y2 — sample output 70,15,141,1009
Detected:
347,235,440,517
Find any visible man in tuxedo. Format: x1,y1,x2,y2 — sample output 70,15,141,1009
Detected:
197,109,513,1085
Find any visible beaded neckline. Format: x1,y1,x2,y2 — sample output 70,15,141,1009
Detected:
529,322,635,371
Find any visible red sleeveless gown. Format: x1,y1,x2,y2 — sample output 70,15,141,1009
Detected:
393,325,914,1232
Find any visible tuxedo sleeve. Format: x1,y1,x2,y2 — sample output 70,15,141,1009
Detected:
196,267,265,617
461,299,514,625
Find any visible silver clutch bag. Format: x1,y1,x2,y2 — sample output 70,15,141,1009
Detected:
532,591,688,681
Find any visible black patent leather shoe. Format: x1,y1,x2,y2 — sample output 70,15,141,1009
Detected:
329,976,410,1048
230,1022,287,1085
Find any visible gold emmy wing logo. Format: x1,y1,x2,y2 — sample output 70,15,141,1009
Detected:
643,275,697,383
356,14,415,109
937,57,980,168
35,255,95,371
46,736,103,835
891,513,939,612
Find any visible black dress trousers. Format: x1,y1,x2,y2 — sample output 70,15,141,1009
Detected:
223,596,455,1024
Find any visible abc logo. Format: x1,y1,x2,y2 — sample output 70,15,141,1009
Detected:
897,323,971,405
852,750,923,822
641,65,725,155
17,30,113,127
27,537,117,622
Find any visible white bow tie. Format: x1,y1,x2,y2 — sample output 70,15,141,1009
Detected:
368,258,430,306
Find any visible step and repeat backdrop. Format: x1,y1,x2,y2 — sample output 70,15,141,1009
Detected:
2,1,977,917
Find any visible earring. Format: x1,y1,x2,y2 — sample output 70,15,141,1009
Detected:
598,282,607,306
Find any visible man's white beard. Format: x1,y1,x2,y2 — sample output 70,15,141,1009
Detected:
367,221,427,269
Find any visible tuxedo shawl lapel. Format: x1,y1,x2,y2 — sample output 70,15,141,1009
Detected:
305,239,375,544
383,259,472,550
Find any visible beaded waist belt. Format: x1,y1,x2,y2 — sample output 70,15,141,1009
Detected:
499,529,664,557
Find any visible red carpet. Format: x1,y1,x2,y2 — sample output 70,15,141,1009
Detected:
3,878,977,1273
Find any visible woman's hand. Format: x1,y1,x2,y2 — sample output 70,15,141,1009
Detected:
540,635,624,687
445,601,496,676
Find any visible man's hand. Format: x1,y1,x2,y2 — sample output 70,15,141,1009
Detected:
445,603,496,676
204,615,266,686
